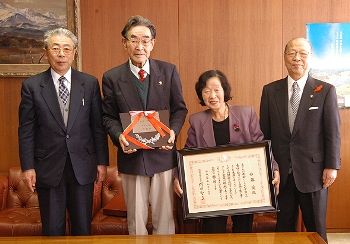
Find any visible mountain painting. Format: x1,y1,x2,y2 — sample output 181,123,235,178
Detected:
0,0,66,64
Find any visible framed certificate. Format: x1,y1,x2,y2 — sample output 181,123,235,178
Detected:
120,110,173,149
177,140,278,220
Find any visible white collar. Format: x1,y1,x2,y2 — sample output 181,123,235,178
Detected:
288,73,308,94
51,68,72,84
129,59,150,77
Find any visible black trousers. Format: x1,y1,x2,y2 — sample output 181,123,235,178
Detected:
201,214,254,233
276,173,328,242
37,155,94,236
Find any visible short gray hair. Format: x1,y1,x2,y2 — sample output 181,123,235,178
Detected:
121,15,156,39
44,28,78,48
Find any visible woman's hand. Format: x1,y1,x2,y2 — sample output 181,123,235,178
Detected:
272,170,280,195
174,177,183,197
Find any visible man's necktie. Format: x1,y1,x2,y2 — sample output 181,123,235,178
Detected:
59,76,70,105
138,69,146,82
290,81,300,117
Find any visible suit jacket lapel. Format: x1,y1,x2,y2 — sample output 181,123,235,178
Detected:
292,76,317,136
228,105,243,144
202,110,215,147
275,78,291,135
40,69,66,131
119,62,144,110
147,59,164,110
66,69,84,132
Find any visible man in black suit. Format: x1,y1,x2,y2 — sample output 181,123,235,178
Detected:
18,28,109,236
102,15,187,235
259,37,341,242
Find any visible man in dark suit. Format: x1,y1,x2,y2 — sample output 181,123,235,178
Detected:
18,28,109,236
259,37,341,242
102,15,187,235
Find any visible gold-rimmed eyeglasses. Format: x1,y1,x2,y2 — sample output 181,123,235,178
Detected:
48,47,74,55
284,51,311,59
125,38,153,47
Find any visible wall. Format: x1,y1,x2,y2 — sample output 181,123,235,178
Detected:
0,77,22,175
0,0,349,232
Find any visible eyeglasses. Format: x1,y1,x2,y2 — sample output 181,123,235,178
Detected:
126,38,153,47
202,88,223,96
48,47,74,55
284,51,311,59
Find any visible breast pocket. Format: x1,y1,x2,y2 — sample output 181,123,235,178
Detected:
306,107,321,123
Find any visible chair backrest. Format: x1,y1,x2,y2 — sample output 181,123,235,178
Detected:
101,165,124,208
7,167,39,209
92,165,124,216
5,166,123,212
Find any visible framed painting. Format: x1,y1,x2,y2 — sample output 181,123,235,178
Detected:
177,140,278,220
0,0,81,77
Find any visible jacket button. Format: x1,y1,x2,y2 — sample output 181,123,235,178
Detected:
290,142,294,146
66,135,70,139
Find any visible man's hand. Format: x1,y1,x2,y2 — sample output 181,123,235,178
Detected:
160,130,175,150
323,168,337,188
272,170,280,195
22,169,36,193
96,165,107,184
119,133,137,154
174,177,183,197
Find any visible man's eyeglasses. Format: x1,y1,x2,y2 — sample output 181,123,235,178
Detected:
48,47,74,55
126,38,153,47
284,51,311,59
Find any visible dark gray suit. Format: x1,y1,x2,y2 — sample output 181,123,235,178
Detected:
102,59,187,176
102,58,187,234
259,75,340,241
18,68,109,235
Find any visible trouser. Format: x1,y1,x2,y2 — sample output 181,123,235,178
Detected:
121,169,175,235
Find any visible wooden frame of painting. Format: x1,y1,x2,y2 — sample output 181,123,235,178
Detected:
0,0,81,77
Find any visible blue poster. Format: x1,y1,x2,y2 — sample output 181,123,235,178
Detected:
306,23,350,108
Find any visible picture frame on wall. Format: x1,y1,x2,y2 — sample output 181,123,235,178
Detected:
307,22,350,108
0,0,81,77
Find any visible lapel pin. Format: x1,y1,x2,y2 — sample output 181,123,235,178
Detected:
310,94,314,99
158,81,162,85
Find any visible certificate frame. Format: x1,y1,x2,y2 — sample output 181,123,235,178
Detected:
177,140,278,220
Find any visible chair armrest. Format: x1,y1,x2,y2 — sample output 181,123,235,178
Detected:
92,181,102,217
0,175,9,210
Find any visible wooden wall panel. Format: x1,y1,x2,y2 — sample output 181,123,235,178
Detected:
0,77,24,175
282,0,350,231
178,0,283,148
330,109,350,231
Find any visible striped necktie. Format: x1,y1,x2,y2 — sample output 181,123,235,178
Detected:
290,81,300,117
58,76,69,105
